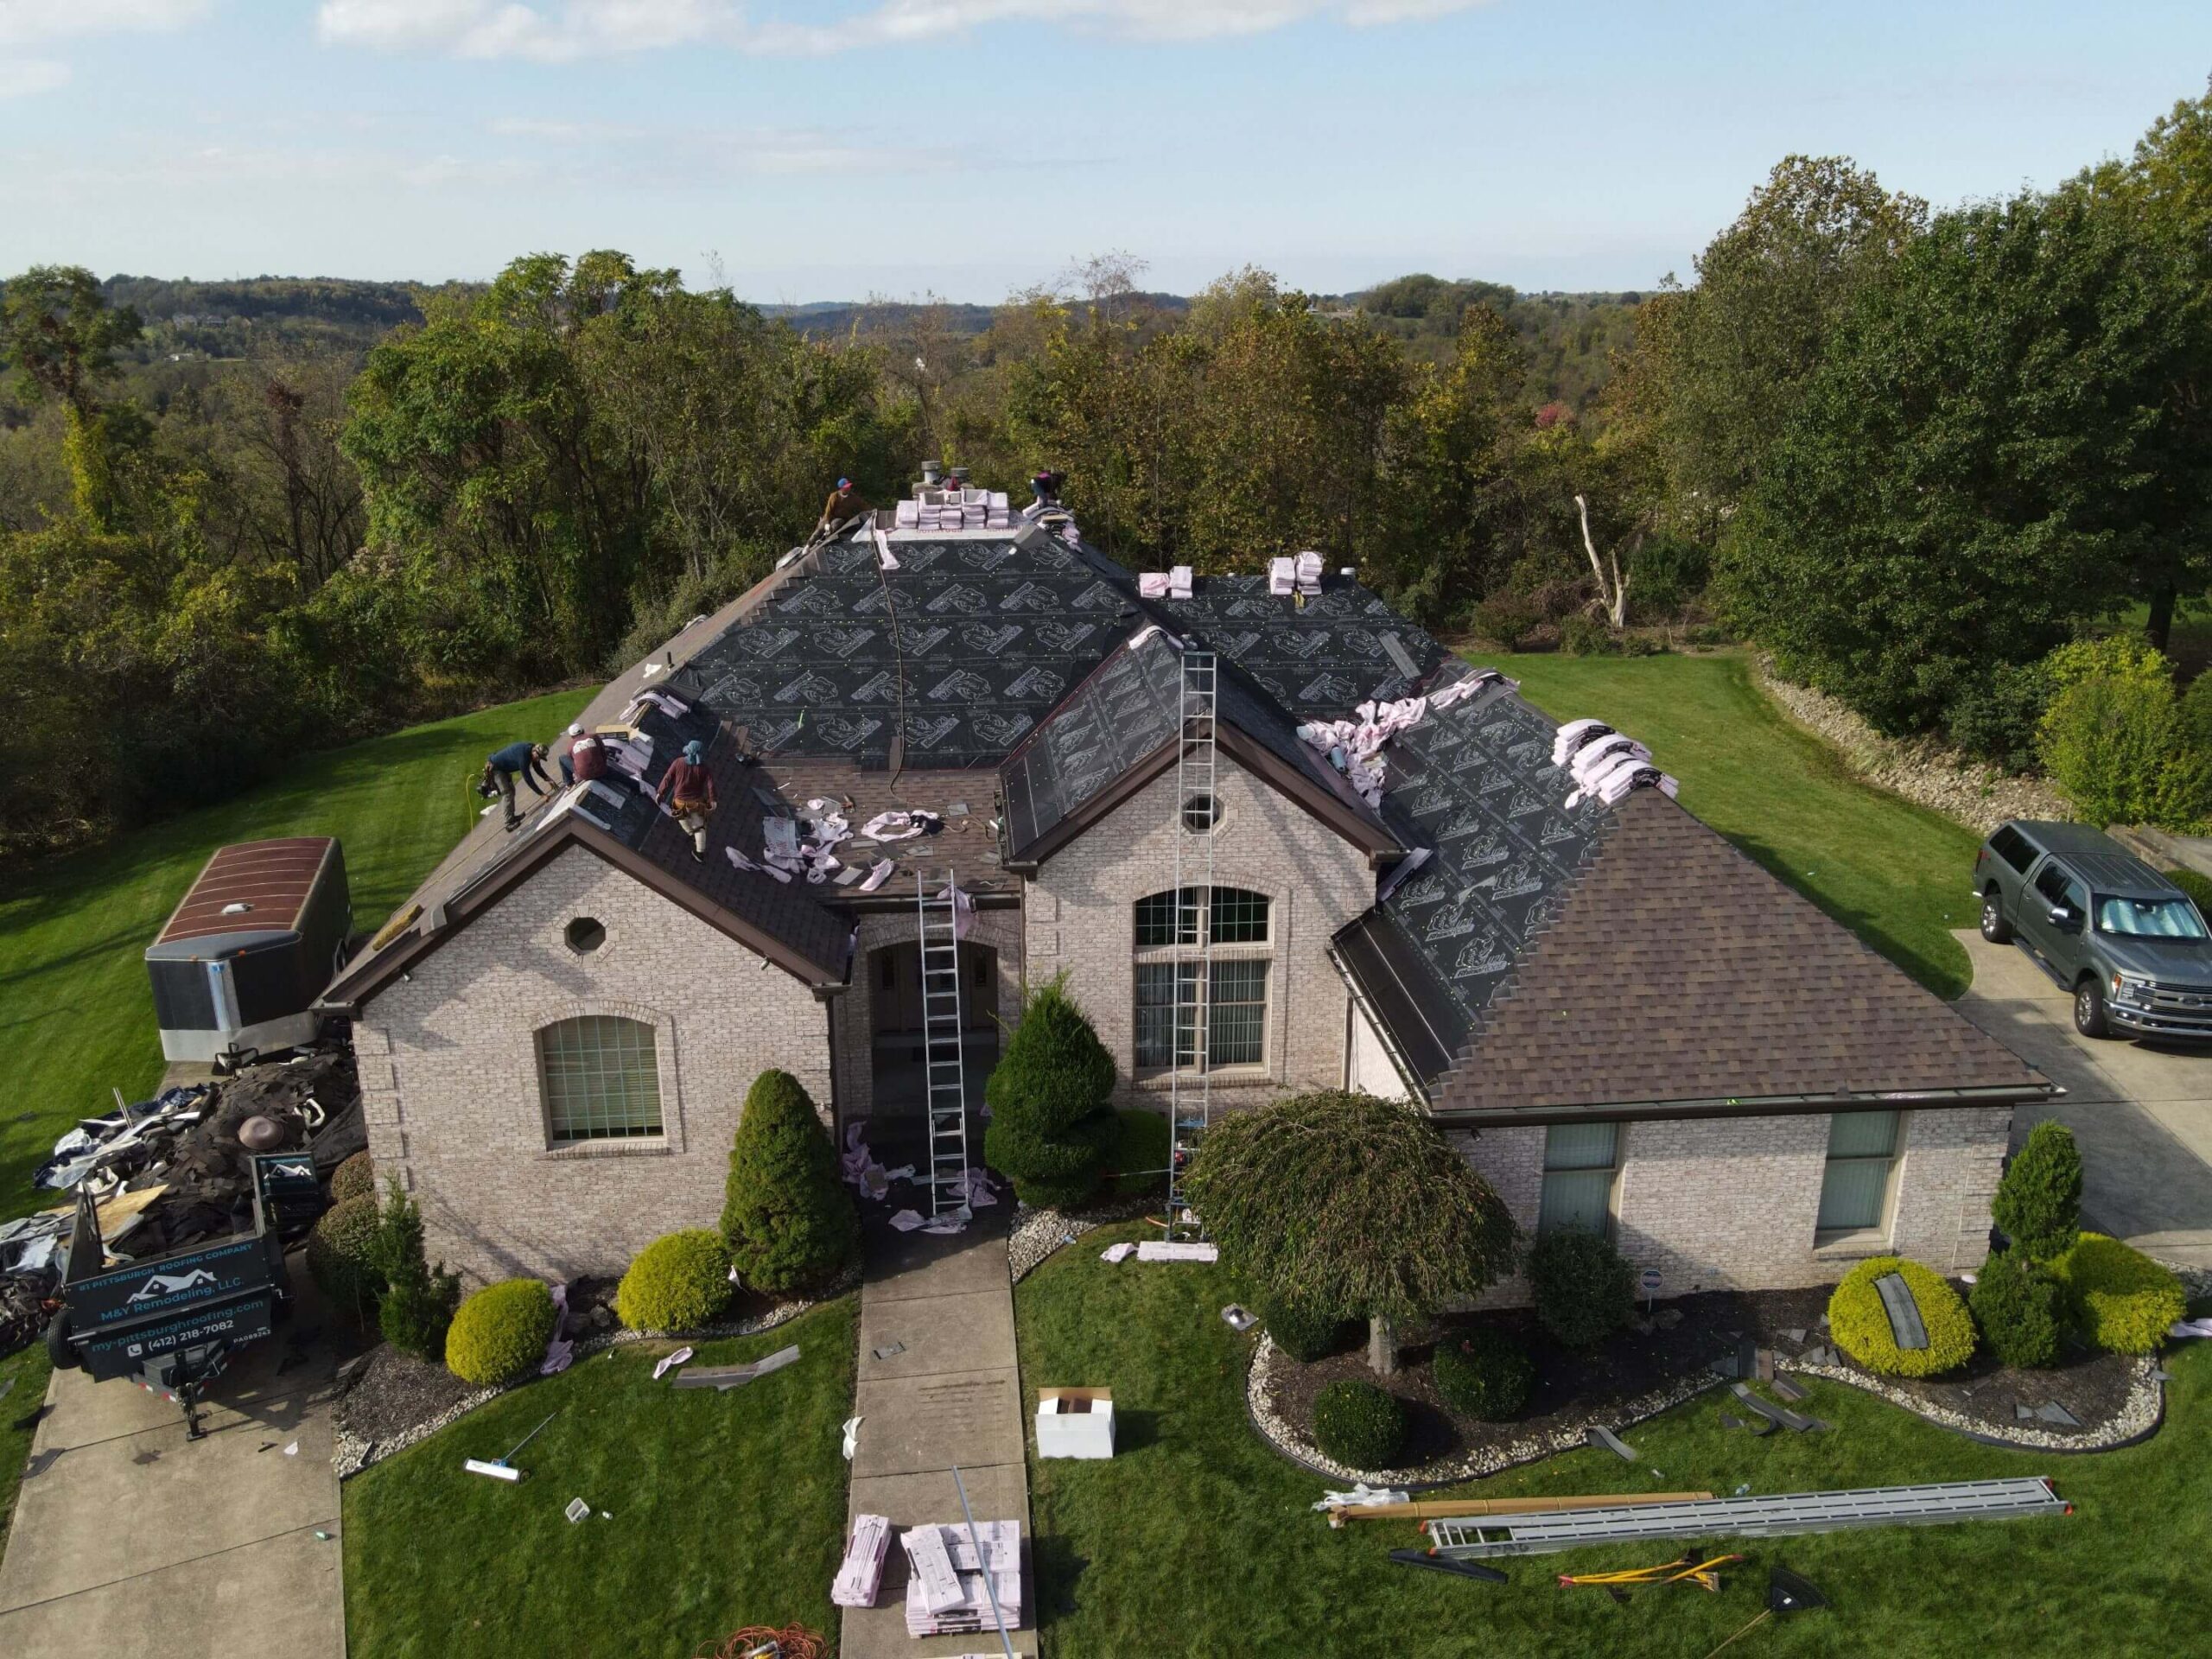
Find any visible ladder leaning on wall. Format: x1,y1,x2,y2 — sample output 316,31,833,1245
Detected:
917,870,971,1219
1163,649,1218,1242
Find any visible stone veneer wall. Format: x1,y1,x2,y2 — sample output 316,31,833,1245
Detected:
1027,755,1378,1112
1454,1104,2012,1304
353,843,836,1285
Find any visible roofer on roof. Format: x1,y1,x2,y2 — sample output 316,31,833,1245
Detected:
654,738,718,862
556,722,610,789
817,476,867,537
483,740,553,831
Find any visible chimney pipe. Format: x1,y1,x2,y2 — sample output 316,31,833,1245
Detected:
920,459,943,486
949,466,970,486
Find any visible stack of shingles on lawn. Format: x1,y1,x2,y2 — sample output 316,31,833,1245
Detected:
901,1519,1023,1638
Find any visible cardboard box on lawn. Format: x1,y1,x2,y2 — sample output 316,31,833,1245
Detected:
1035,1387,1115,1459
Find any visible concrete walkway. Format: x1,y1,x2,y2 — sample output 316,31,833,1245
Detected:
1954,928,2212,1267
0,1255,351,1659
841,1199,1033,1659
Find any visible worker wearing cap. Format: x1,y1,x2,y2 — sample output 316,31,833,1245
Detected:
818,477,868,536
556,722,611,787
483,740,552,831
654,739,718,861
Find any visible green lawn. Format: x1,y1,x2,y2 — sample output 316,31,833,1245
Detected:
1473,650,1981,998
0,1341,54,1559
1019,1221,2207,1659
344,1299,856,1659
0,689,591,1223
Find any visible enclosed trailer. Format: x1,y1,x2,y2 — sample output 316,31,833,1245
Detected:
147,837,352,1063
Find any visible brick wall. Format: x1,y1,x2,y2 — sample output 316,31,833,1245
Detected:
354,843,836,1285
1026,755,1376,1111
1455,1105,2012,1303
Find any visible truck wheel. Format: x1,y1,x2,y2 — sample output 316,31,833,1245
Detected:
1980,888,2012,944
2075,976,2110,1039
44,1310,79,1370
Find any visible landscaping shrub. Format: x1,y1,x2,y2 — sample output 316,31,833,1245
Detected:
1944,659,2053,772
2038,658,2212,832
1558,613,1619,658
1105,1107,1171,1199
306,1195,385,1319
1827,1257,1976,1377
721,1070,859,1295
330,1150,375,1204
1470,593,1541,652
1993,1120,2082,1261
1528,1230,1634,1347
372,1179,461,1362
983,974,1119,1208
1259,1294,1356,1363
1431,1328,1533,1421
2050,1232,2186,1355
1310,1379,1406,1470
446,1278,556,1386
2172,867,2212,919
618,1230,735,1333
1627,533,1711,620
1969,1251,2064,1369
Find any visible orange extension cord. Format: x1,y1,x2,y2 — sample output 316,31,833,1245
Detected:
695,1625,830,1659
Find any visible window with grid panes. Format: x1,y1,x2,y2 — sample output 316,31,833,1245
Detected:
537,1016,664,1142
1817,1110,1902,1237
1133,888,1271,1071
1538,1122,1619,1236
1134,887,1269,947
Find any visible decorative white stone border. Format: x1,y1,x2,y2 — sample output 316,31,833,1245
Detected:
1007,1197,1155,1284
333,1269,860,1479
1781,1354,2163,1452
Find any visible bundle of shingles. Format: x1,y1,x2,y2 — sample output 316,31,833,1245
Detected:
1265,552,1326,597
831,1513,893,1607
1296,670,1505,807
897,489,1013,532
1552,718,1679,808
901,1519,1023,1638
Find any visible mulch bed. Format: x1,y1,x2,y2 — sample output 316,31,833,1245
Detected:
1263,1283,2142,1465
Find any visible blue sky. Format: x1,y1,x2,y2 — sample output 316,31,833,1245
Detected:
2,1,2208,302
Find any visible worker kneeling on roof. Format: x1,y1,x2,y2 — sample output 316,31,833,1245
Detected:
557,722,610,788
482,740,552,831
817,476,866,537
655,739,717,862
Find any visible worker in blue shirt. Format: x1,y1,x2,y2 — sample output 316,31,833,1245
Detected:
482,740,553,830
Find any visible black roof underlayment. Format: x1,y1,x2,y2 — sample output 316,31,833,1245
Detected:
1160,574,1448,716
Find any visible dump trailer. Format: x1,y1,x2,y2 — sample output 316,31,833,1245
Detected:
47,1151,327,1437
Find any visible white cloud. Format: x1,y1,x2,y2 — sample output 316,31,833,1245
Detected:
0,0,210,48
0,55,67,96
317,0,1491,60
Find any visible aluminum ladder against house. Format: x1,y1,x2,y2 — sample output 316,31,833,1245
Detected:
1423,1478,2069,1560
917,870,971,1219
1163,649,1218,1242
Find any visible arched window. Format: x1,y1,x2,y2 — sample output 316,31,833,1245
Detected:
1132,887,1271,1073
537,1015,663,1143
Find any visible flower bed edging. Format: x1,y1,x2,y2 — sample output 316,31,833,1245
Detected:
1783,1354,2164,1454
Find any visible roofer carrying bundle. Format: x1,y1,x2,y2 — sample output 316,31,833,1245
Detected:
556,722,610,788
482,740,552,831
654,739,718,862
817,476,868,538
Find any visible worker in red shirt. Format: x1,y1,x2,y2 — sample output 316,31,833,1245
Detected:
654,739,717,861
817,476,867,537
557,723,611,787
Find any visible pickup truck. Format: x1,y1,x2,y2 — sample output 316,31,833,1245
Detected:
1974,819,2212,1040
45,1151,327,1437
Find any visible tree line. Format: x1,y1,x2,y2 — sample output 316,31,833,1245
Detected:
3,74,2210,861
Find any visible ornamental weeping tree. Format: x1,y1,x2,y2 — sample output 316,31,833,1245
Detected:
1183,1090,1518,1376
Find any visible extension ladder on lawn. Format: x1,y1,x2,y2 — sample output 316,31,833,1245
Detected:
1423,1478,2069,1560
917,870,970,1219
1163,650,1217,1243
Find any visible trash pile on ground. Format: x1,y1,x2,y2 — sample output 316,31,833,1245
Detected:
0,1047,362,1360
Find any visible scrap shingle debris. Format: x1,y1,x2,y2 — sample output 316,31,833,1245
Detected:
673,1344,802,1392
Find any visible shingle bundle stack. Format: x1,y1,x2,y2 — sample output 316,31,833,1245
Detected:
1268,555,1296,595
900,1519,1023,1638
1554,718,1679,809
1294,549,1324,596
830,1513,892,1608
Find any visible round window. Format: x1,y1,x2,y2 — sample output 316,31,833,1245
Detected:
1181,793,1222,832
565,917,607,955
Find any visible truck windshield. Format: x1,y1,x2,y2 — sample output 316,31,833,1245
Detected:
2095,896,2210,939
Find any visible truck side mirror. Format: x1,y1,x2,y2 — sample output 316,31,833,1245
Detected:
2049,905,2077,931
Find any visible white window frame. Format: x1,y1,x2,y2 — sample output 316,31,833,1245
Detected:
1815,1109,1907,1246
1538,1121,1623,1239
1132,887,1272,1078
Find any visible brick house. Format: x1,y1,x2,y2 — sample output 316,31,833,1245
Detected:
320,485,2053,1290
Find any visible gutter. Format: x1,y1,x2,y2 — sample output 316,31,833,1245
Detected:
1425,1082,2062,1131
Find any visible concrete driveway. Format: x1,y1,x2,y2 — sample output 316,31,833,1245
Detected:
0,1254,350,1659
1954,928,2212,1267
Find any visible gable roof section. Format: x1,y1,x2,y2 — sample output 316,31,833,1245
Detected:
1333,676,2051,1122
1162,574,1447,715
998,626,1403,868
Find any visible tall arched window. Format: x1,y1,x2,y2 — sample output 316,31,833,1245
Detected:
1133,887,1271,1073
537,1015,664,1142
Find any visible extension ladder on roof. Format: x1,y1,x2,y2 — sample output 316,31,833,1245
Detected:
917,871,971,1219
1422,1478,2069,1560
1163,650,1217,1243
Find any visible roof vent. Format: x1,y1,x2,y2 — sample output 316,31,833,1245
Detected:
920,459,944,486
220,901,254,916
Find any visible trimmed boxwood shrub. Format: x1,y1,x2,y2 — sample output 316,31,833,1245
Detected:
1969,1251,2063,1369
1528,1230,1634,1347
2050,1232,2186,1355
329,1150,375,1205
721,1070,860,1295
1311,1379,1406,1470
305,1195,385,1319
617,1230,735,1333
1993,1121,2082,1261
1259,1294,1357,1363
1827,1257,1976,1377
983,974,1119,1207
446,1278,557,1386
1432,1328,1533,1421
